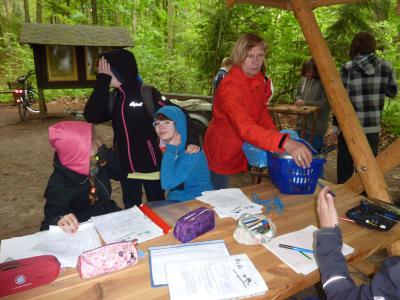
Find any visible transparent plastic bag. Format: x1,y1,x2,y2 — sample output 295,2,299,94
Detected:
233,213,276,245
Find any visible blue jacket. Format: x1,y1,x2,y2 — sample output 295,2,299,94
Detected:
155,106,213,201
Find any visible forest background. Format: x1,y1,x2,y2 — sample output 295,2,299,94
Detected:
0,0,400,135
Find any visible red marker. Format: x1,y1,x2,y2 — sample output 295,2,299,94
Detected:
139,204,172,234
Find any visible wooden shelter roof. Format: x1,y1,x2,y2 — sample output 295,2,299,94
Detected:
227,0,365,9
20,23,133,47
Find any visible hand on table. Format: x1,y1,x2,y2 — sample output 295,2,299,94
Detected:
317,186,339,228
294,99,305,106
57,213,79,233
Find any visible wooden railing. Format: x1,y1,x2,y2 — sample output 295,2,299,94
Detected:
162,92,212,103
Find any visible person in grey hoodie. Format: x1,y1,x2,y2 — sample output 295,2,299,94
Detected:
333,32,398,183
294,58,330,152
315,186,400,300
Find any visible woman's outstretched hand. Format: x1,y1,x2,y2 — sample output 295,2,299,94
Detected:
283,138,312,168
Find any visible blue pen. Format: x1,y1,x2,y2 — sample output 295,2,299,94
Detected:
279,244,314,254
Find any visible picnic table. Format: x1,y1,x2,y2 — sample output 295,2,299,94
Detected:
9,181,400,300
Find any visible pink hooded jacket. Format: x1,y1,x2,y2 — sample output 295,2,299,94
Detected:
48,121,92,176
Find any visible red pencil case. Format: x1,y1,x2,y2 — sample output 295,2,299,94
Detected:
0,255,60,297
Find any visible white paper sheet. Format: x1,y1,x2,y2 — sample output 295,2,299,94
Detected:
196,188,263,219
263,225,354,275
148,240,230,287
90,206,163,244
166,253,268,300
0,223,101,268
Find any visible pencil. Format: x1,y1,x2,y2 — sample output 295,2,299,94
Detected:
278,244,314,254
299,251,311,260
339,216,355,223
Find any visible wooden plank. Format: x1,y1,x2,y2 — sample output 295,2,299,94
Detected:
226,0,291,10
310,0,365,8
226,0,365,10
345,138,400,194
289,0,391,202
9,182,400,300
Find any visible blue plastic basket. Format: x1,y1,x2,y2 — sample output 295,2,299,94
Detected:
268,153,326,194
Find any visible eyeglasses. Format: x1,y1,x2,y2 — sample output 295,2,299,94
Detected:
152,120,175,127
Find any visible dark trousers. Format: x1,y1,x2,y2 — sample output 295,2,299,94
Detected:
120,177,165,209
337,132,379,184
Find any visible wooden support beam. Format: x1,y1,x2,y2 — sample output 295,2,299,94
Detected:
345,138,400,195
226,0,365,10
226,0,290,10
290,0,391,202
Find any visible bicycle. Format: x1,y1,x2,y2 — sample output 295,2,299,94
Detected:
7,70,40,121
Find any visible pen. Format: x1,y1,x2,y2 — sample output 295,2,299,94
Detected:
317,181,336,197
278,244,314,254
299,251,311,260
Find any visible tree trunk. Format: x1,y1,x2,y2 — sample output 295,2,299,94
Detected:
23,0,31,23
167,0,175,91
36,0,43,23
91,0,98,25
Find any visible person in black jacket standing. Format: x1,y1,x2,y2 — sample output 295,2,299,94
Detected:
84,49,200,208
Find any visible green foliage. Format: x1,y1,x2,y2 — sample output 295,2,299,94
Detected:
382,98,400,136
0,0,399,121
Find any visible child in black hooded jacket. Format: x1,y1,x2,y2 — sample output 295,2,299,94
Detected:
84,49,200,208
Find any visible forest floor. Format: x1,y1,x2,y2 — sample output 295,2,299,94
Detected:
0,98,399,298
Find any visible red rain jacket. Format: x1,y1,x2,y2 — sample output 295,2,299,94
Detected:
204,66,287,174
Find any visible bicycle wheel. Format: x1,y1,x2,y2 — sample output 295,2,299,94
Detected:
18,100,27,121
25,90,40,114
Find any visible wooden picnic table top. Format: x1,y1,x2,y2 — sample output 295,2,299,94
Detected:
8,181,400,300
268,104,320,115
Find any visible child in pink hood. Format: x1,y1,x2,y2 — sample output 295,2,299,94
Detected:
40,121,121,233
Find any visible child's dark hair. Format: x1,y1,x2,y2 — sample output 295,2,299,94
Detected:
301,59,320,80
155,113,172,121
349,32,376,59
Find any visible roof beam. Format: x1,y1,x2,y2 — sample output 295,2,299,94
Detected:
226,0,365,10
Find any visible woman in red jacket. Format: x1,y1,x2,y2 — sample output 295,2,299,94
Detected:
204,33,312,189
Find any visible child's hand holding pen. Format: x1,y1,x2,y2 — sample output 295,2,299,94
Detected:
57,213,79,233
317,186,339,228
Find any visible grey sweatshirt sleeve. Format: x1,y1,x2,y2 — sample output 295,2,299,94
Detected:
315,226,400,300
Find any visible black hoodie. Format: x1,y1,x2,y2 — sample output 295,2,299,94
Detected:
84,49,199,175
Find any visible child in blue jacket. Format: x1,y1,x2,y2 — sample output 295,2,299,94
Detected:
153,106,213,201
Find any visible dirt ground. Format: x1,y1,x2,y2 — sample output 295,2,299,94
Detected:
1,99,400,242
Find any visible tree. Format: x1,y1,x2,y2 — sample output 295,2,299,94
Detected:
23,0,31,23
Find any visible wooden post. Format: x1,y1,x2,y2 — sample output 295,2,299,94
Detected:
345,138,400,194
290,0,391,202
38,88,47,120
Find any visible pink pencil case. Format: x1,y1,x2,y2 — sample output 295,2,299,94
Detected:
77,240,138,279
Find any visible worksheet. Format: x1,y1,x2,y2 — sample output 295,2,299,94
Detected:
166,253,268,300
148,240,230,287
90,206,163,244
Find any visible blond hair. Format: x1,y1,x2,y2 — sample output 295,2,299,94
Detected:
231,33,267,66
221,57,232,68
